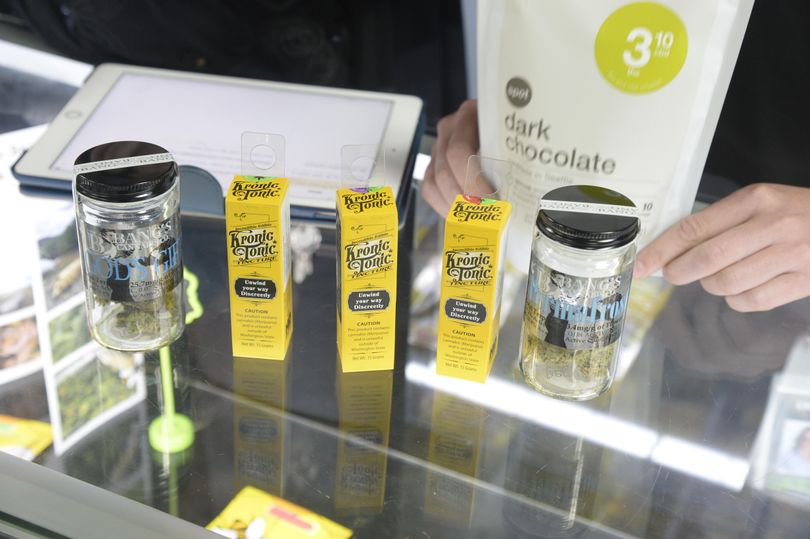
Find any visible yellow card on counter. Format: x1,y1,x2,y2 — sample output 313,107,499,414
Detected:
208,486,352,539
0,415,52,461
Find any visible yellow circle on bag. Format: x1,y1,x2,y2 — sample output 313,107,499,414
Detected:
595,2,688,94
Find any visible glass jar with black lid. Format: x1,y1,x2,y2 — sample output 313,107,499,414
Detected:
520,185,640,400
73,141,184,351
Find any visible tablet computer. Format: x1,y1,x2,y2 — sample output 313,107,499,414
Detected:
13,63,423,220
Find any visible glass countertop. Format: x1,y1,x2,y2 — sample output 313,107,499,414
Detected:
2,181,810,538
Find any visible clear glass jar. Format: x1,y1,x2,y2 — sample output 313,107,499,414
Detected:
73,141,184,351
519,185,639,400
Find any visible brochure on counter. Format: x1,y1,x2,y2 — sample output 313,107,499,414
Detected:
0,125,146,455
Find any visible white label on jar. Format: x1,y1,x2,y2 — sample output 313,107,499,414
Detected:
525,256,631,350
73,152,174,175
83,215,182,303
539,200,638,217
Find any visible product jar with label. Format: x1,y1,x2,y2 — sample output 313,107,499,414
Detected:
73,141,184,351
520,185,639,400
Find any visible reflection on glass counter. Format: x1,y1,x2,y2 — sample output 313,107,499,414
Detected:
0,193,149,453
53,347,144,449
233,354,291,497
151,429,194,518
335,368,393,516
502,396,609,538
143,337,195,517
0,163,39,385
424,390,485,529
753,335,810,503
37,206,81,312
41,401,155,510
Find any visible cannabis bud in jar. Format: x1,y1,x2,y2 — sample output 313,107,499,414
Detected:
73,141,184,351
520,185,639,400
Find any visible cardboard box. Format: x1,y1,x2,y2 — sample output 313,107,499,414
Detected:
335,187,398,372
226,176,292,360
437,195,511,382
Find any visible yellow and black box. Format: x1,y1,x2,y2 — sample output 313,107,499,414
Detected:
226,176,292,360
336,186,398,372
437,195,511,382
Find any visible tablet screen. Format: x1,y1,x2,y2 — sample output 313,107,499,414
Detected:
51,73,393,207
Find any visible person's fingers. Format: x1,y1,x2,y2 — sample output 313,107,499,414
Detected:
725,272,810,312
635,184,771,277
660,216,778,285
700,243,799,296
421,161,450,215
446,100,480,194
432,113,463,206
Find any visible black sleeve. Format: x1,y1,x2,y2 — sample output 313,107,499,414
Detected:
704,0,810,189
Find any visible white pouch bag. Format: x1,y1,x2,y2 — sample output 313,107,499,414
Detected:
478,0,755,272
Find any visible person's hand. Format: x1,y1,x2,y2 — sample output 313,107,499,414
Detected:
422,99,480,215
635,183,810,312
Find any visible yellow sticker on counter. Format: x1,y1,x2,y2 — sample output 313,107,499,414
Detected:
208,486,352,539
0,415,52,461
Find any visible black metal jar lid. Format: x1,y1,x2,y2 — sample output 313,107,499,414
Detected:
536,185,640,250
74,141,176,203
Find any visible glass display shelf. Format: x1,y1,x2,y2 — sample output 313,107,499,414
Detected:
1,201,809,538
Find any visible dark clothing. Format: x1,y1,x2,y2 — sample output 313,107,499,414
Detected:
704,1,810,191
10,0,466,128
14,1,351,85
8,1,809,190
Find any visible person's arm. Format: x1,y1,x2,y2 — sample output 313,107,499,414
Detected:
635,183,810,312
